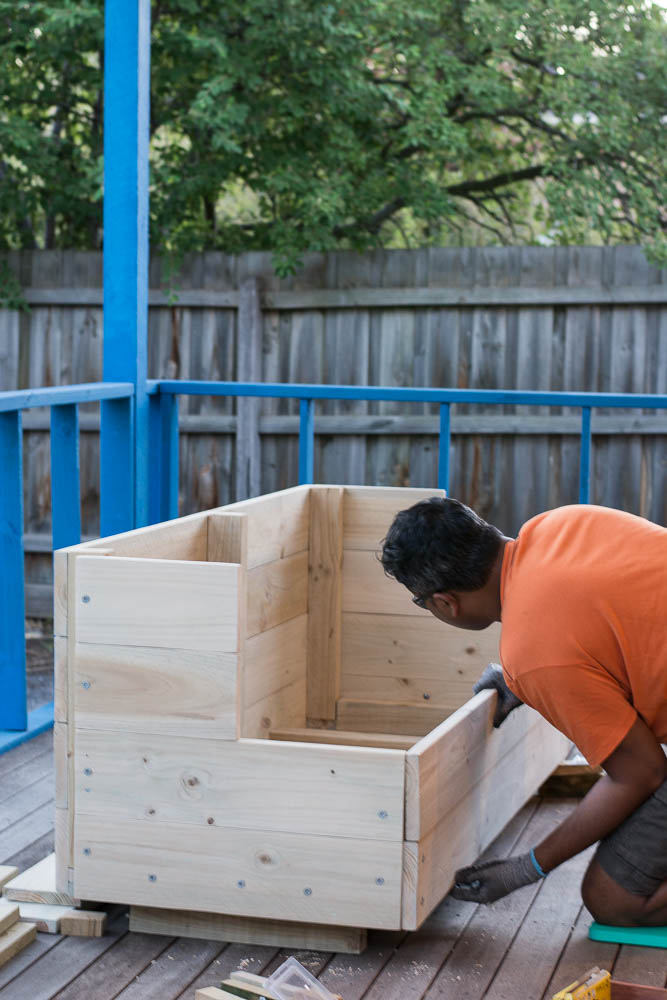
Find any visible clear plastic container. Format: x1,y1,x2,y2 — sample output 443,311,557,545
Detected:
265,956,339,1000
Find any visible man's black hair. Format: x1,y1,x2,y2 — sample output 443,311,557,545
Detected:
380,497,503,598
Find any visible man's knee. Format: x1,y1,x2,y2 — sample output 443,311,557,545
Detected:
581,857,645,927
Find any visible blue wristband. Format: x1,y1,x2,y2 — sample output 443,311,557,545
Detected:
529,848,547,879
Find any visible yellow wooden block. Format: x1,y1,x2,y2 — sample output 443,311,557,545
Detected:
60,909,107,937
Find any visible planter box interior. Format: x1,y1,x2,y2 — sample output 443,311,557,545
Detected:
54,485,568,936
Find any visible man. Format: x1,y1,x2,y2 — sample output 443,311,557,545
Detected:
380,497,667,926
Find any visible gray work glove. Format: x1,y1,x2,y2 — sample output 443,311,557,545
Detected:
450,852,544,904
473,662,523,728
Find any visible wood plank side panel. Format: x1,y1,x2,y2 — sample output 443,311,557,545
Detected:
401,717,569,930
246,551,308,638
74,643,239,740
243,614,308,711
337,698,456,737
75,556,240,651
307,486,344,722
342,549,427,616
74,818,403,929
342,486,445,551
341,613,500,706
74,731,405,842
219,485,310,569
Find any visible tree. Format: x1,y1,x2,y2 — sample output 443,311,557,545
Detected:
1,0,665,272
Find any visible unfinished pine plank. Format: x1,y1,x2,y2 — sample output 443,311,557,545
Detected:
131,905,367,953
337,698,456,737
75,556,241,651
341,613,500,699
307,486,344,722
242,676,307,739
405,692,546,840
3,854,77,906
343,486,445,551
244,614,307,710
60,908,107,937
74,817,403,929
342,550,429,616
195,990,240,1000
246,551,308,638
54,723,68,809
74,729,405,842
54,636,67,723
80,511,209,560
17,902,70,933
73,643,239,740
207,512,248,564
220,485,310,569
54,808,71,896
401,715,569,930
0,922,36,969
53,549,69,637
269,728,419,750
0,905,18,936
0,871,18,892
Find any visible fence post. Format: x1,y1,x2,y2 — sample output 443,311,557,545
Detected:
101,0,151,531
0,411,27,730
235,277,263,500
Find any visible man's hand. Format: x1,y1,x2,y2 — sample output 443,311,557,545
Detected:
473,662,523,727
450,852,543,904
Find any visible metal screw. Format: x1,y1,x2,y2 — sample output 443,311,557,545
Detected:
378,810,388,820
82,681,91,690
375,877,385,886
148,874,157,883
303,887,313,896
84,787,91,794
84,767,93,776
82,595,91,604
423,692,431,700
237,880,246,889
83,848,91,856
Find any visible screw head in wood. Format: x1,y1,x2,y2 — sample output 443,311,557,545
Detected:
82,595,91,603
237,880,246,888
81,681,91,690
84,767,93,776
83,847,91,856
378,810,388,819
303,887,312,896
148,874,157,882
375,877,385,886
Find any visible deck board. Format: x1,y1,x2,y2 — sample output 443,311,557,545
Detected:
1,736,665,999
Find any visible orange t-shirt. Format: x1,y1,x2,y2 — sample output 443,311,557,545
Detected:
500,505,667,767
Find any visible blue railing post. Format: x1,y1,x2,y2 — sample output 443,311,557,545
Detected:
102,0,151,532
149,390,179,523
299,398,315,484
0,411,27,730
438,403,451,493
579,406,592,503
50,404,81,550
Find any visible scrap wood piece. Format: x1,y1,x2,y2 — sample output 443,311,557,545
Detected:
0,867,19,891
60,908,107,937
17,902,72,934
2,854,79,906
0,922,37,969
0,903,19,935
196,990,245,1000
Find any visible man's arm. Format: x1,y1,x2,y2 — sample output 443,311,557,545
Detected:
533,714,667,873
451,715,667,904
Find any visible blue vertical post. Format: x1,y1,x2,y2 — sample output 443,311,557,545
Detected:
438,403,451,493
148,391,179,523
298,398,315,484
579,406,592,503
50,404,82,550
0,411,27,730
102,0,151,532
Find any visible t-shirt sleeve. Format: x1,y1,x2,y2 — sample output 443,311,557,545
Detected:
509,663,638,767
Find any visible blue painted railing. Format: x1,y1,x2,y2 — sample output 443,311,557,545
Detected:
0,382,134,753
2,377,667,755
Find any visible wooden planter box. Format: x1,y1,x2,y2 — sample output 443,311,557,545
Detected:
54,485,568,940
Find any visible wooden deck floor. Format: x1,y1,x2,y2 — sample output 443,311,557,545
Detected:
2,730,666,1000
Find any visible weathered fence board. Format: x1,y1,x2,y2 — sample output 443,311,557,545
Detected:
1,246,665,618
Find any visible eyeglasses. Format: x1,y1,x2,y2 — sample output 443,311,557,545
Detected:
411,593,431,609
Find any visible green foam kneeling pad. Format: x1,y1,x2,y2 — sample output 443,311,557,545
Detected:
589,922,667,948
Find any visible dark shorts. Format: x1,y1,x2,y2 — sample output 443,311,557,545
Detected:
595,778,667,896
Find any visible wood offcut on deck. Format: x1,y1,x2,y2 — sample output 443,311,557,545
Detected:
2,731,666,1000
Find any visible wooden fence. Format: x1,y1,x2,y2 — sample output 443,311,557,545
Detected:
1,246,666,618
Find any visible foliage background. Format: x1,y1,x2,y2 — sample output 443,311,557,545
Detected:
1,0,665,272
